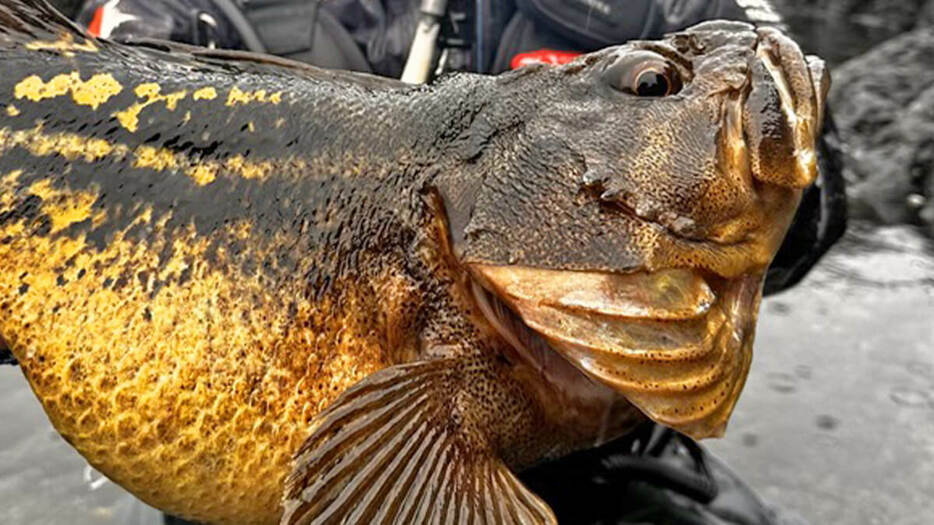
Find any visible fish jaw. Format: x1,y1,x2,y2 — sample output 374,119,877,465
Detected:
470,264,764,440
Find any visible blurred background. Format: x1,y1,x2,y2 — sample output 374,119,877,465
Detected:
2,0,933,524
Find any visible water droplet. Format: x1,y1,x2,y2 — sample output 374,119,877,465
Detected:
741,432,759,447
906,193,926,209
83,464,111,491
794,365,812,380
816,414,839,431
890,386,932,407
906,361,933,380
815,433,842,448
768,301,791,315
766,371,797,394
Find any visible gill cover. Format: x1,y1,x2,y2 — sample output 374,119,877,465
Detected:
473,265,762,439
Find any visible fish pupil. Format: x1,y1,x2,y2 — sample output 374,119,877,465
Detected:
635,71,669,97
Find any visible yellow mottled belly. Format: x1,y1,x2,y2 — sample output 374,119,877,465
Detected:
0,178,393,523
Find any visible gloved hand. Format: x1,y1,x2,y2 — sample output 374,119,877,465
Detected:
521,422,810,525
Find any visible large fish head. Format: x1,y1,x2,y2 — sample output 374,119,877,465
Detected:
438,22,828,439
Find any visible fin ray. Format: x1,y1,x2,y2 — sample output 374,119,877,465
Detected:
297,393,431,519
327,404,432,523
281,359,556,525
369,422,436,523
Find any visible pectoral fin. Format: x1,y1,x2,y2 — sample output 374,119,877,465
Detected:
281,358,556,525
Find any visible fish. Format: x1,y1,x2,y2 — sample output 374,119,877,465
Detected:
0,0,828,523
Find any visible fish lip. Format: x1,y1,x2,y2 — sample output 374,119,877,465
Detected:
747,28,825,188
469,264,762,439
754,28,827,125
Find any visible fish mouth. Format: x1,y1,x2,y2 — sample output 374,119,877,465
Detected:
470,264,763,439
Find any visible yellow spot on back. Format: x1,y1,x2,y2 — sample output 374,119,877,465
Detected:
186,164,217,186
27,178,56,201
135,206,154,225
134,83,159,98
13,72,122,110
0,125,121,162
247,121,255,133
0,169,24,213
1,169,23,187
5,105,20,117
225,86,283,106
133,145,178,171
0,126,284,186
86,137,118,159
25,33,98,57
224,154,272,180
71,74,124,110
15,75,70,102
27,179,100,233
113,83,187,132
192,87,217,101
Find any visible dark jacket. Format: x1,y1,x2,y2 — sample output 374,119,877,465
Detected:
75,0,783,76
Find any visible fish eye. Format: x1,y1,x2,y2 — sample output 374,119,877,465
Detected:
604,51,683,97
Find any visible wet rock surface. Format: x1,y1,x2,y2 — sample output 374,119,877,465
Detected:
773,0,934,238
773,0,934,65
2,226,933,524
830,28,934,235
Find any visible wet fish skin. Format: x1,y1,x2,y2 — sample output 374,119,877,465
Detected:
0,3,500,523
0,2,589,522
0,2,826,524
